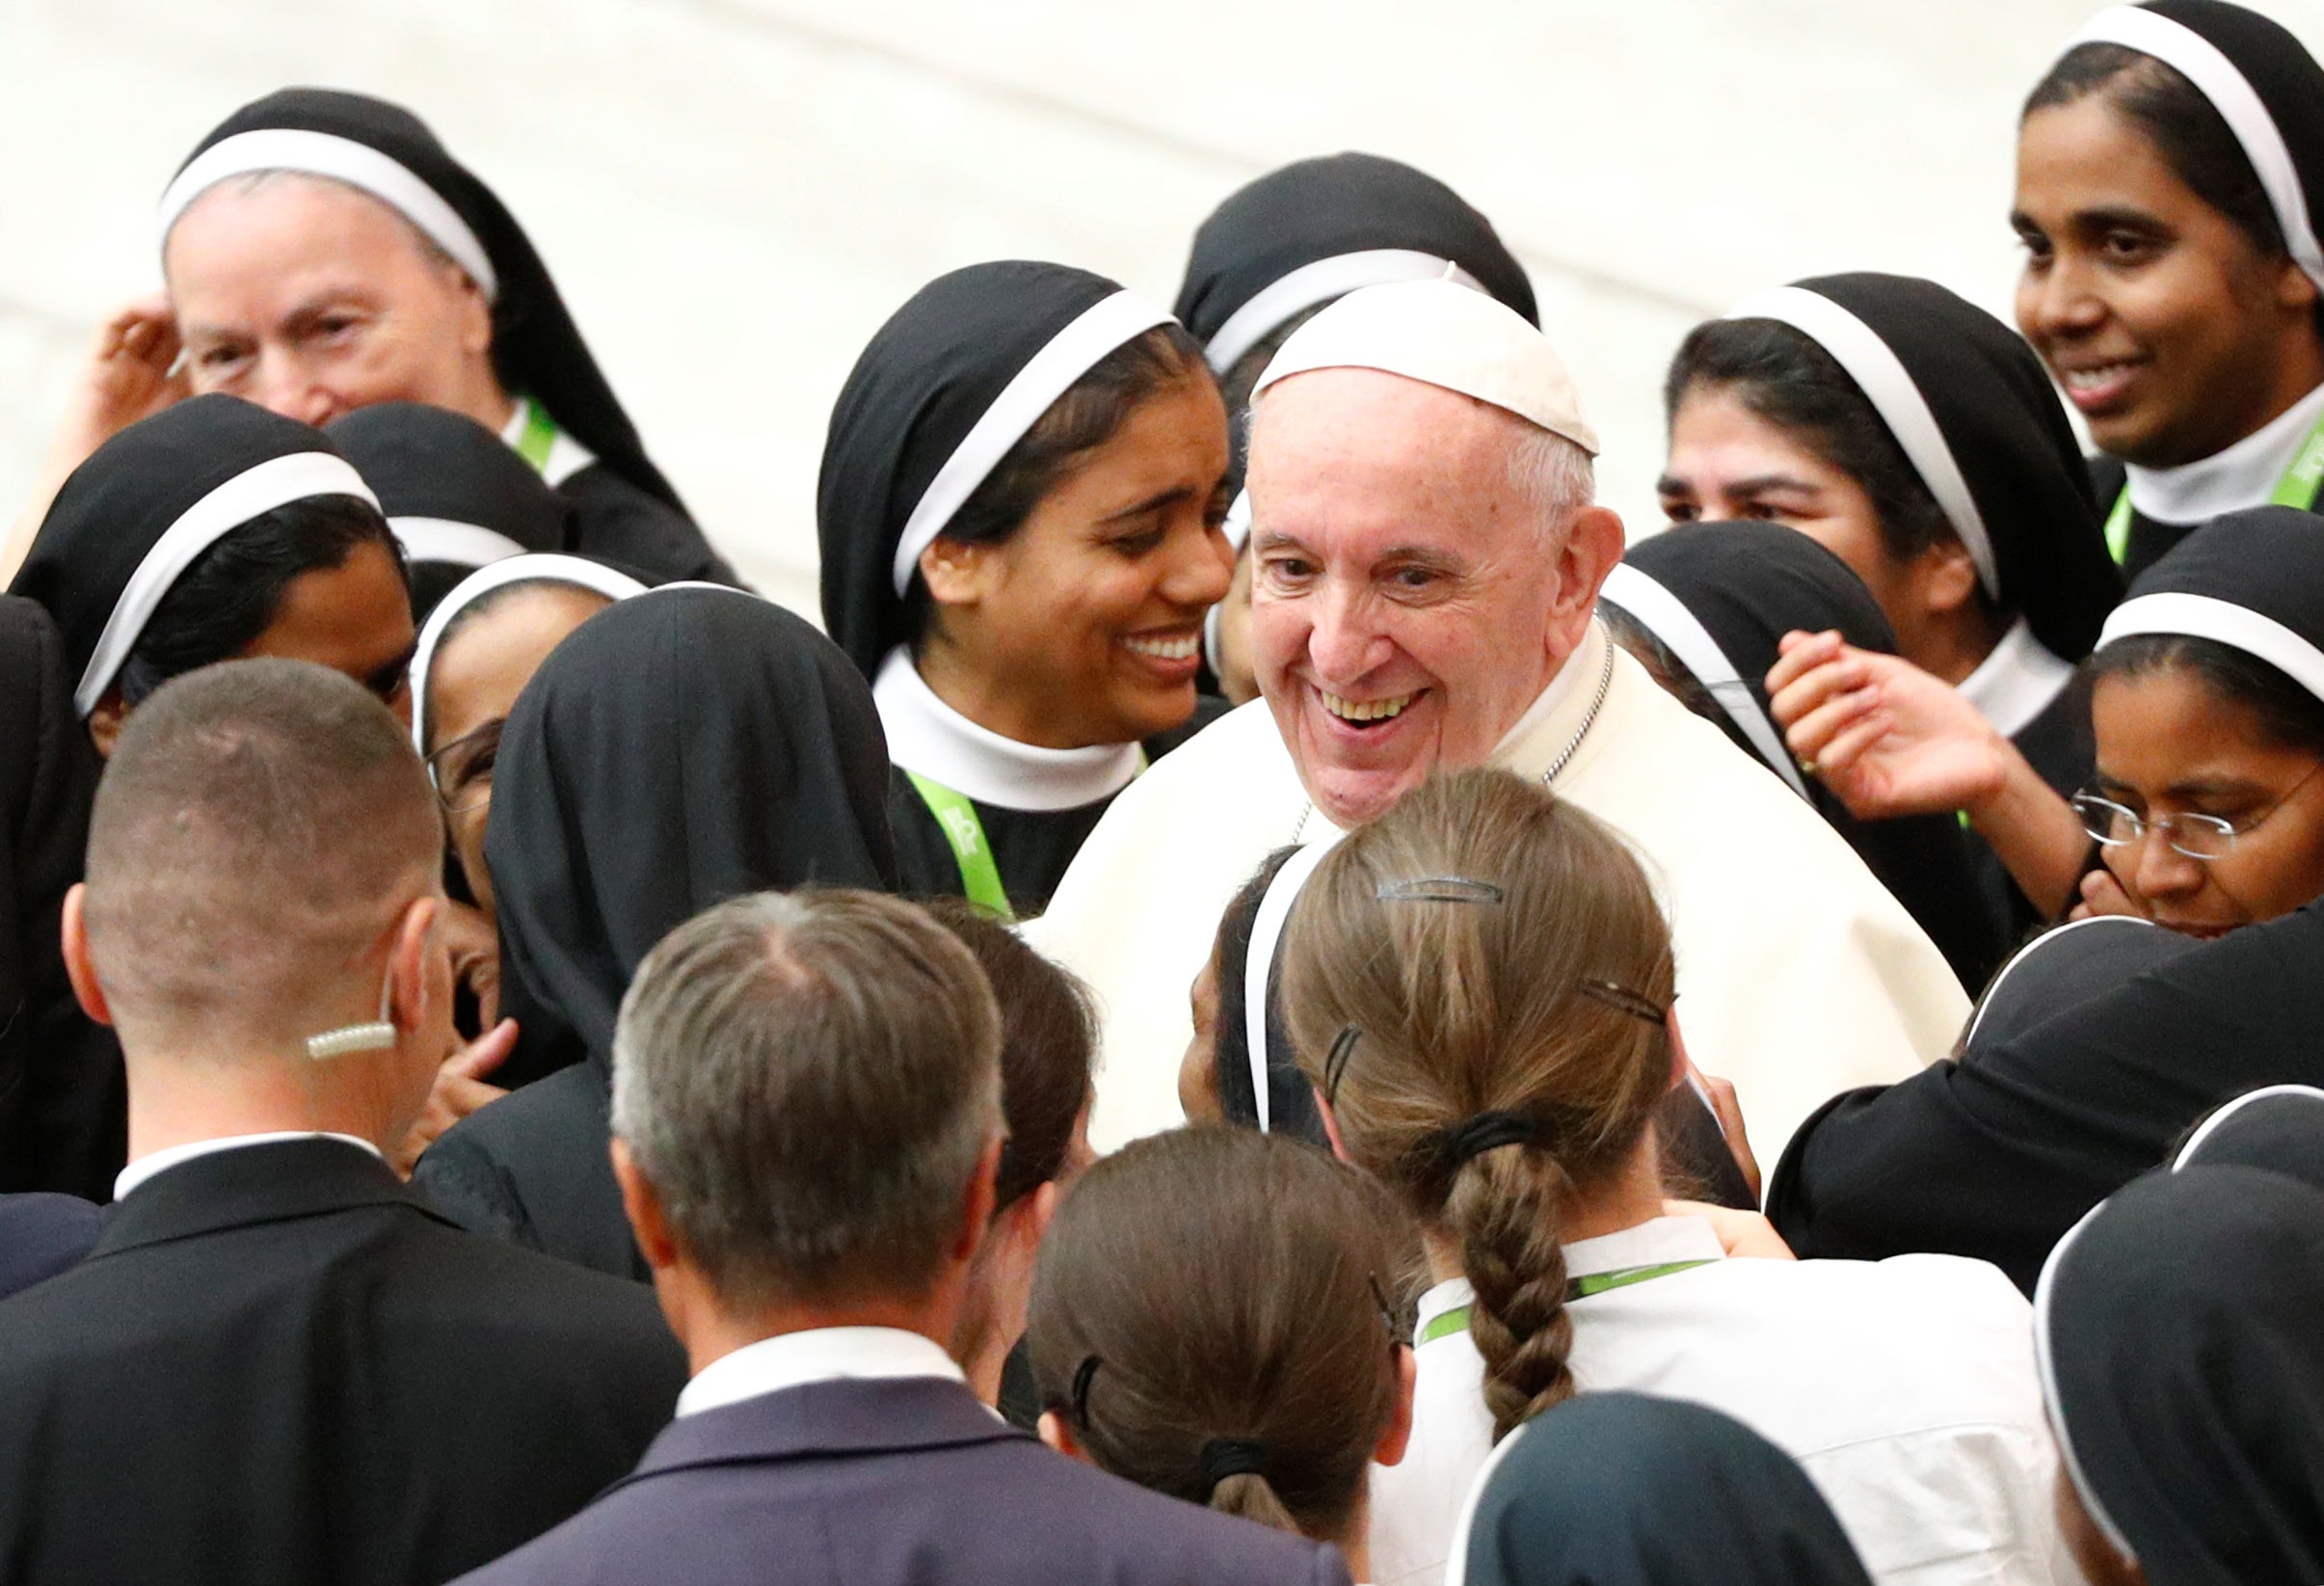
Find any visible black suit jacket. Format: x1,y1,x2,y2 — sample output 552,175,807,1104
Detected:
0,1137,686,1586
0,1193,98,1301
453,1373,1349,1586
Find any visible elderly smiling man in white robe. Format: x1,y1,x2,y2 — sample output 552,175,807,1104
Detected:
1025,279,1970,1164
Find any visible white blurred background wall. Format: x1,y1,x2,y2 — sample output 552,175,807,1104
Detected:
6,0,2323,612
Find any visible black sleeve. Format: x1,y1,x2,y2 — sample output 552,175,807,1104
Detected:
414,1067,648,1281
0,599,123,1199
409,1126,540,1250
1770,902,2324,1293
558,463,744,588
886,767,970,904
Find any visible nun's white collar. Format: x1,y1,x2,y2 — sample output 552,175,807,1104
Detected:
2124,377,2324,526
498,397,597,488
872,648,1142,813
1958,617,2074,741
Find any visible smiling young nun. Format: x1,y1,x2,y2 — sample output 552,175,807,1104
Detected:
1662,275,2121,797
2017,1,2324,578
817,261,1235,921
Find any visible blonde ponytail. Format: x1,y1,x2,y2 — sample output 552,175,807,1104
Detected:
1281,768,1676,1444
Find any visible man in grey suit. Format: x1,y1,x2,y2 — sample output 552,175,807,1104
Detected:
454,888,1349,1586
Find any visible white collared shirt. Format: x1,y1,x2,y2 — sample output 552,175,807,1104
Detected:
675,1325,968,1419
1958,617,2076,742
2124,376,2324,525
872,647,1143,812
1370,1216,2067,1586
114,1132,386,1201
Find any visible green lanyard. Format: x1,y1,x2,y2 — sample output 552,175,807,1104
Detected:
2105,403,2324,565
1417,1258,1716,1345
904,771,1014,922
903,750,1148,923
512,396,559,473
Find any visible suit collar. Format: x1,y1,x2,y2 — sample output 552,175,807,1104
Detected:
94,1135,454,1257
624,1375,1027,1483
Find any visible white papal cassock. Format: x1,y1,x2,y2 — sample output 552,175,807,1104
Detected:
1028,618,1971,1160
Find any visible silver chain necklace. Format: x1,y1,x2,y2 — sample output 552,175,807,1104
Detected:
1292,643,1616,842
1538,641,1616,787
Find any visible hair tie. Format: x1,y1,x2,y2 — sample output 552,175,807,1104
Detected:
1322,1024,1363,1104
1199,1437,1269,1493
1427,1111,1544,1174
1376,875,1505,905
1578,979,1669,1026
1069,1354,1102,1427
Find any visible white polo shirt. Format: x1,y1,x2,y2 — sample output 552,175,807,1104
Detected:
1371,1216,2069,1586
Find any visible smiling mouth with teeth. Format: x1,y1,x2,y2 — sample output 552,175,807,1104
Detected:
1320,689,1417,725
1122,632,1200,661
2062,362,2139,391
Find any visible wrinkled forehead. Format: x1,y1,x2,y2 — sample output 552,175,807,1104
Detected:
165,171,448,294
1247,366,1540,555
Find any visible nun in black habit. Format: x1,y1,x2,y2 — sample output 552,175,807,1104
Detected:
8,394,414,749
2036,1168,2324,1586
1175,151,1537,409
327,402,574,620
1445,1392,1875,1586
1773,510,2324,1281
2024,1,2324,579
0,597,120,1201
153,88,735,587
1667,272,2121,798
1602,520,2008,988
411,586,896,1279
2172,1082,2324,1189
819,260,1234,921
1768,908,2324,1294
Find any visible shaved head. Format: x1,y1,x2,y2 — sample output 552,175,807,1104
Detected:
83,659,442,1051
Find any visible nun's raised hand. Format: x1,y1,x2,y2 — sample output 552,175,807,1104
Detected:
47,298,189,473
2069,867,2143,924
2,299,192,586
390,1017,517,1177
441,899,501,1030
1766,630,2010,820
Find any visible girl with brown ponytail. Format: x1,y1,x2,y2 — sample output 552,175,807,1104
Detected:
1282,766,2070,1586
1025,1126,1417,1583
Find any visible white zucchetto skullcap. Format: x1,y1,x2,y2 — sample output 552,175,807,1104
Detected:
1251,277,1600,456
